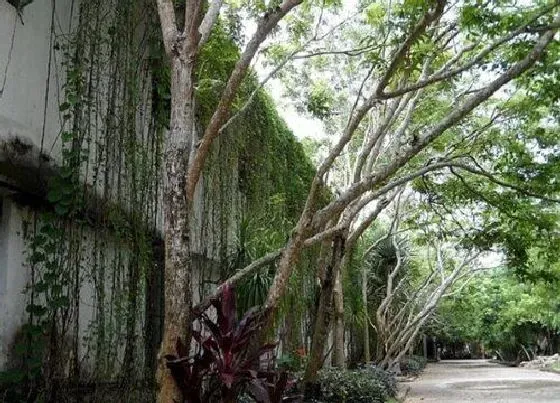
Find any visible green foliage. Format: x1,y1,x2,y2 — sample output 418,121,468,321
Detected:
409,86,560,272
435,252,560,359
399,355,426,375
305,367,397,402
190,24,325,325
277,351,306,372
305,81,335,119
364,3,385,26
196,21,242,122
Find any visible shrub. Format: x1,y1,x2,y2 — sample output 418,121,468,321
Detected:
305,367,397,402
277,351,306,372
165,285,300,402
399,355,427,375
363,366,397,395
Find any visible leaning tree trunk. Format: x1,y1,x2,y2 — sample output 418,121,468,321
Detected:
157,57,196,403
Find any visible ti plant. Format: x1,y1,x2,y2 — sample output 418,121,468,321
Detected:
165,285,300,403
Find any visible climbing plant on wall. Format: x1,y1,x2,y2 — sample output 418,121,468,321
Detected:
1,0,321,401
2,0,165,400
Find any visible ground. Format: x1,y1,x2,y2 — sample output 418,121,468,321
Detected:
404,359,560,402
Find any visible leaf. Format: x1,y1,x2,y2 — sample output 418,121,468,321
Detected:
217,284,236,335
21,323,43,337
364,3,385,26
47,189,63,203
50,295,70,308
25,304,47,317
33,281,49,293
0,368,25,384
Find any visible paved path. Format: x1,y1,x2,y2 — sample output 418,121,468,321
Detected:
404,359,560,402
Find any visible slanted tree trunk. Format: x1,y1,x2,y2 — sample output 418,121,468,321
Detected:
331,197,394,367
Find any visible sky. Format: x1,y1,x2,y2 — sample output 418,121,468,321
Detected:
266,77,327,140
250,0,360,141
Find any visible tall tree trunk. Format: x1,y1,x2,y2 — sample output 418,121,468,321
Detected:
303,243,333,383
362,265,370,363
304,236,344,383
332,266,345,368
157,57,196,403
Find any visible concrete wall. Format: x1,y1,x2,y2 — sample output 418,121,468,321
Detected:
0,0,70,372
0,0,243,378
0,0,159,377
0,197,29,370
0,0,73,159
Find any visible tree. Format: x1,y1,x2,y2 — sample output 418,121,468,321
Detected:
262,0,559,374
434,238,560,360
153,0,304,401
156,0,560,396
375,236,480,368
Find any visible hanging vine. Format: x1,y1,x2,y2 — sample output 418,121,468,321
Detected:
1,0,322,400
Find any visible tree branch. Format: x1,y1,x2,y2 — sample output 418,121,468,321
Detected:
156,0,178,57
192,220,350,313
184,0,205,54
453,162,560,203
374,0,446,97
380,4,560,99
198,0,223,49
186,0,303,200
319,16,559,227
313,161,457,230
347,192,396,247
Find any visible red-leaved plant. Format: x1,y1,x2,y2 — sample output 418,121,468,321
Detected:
165,285,300,403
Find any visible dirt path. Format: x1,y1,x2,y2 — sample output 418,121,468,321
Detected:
404,359,560,402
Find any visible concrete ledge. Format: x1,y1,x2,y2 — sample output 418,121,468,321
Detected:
0,117,162,240
0,116,55,200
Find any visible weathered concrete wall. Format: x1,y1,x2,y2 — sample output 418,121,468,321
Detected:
0,0,242,380
0,0,73,159
0,0,71,373
0,197,29,370
0,0,159,378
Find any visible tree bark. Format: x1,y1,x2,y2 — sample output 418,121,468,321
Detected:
332,265,345,368
304,235,344,383
157,56,196,403
362,264,371,363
